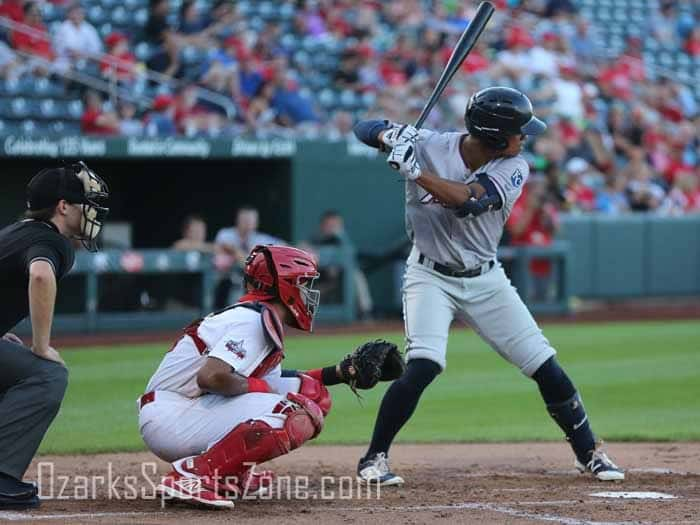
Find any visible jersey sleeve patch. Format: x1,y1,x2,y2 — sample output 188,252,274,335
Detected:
206,311,271,376
511,168,524,188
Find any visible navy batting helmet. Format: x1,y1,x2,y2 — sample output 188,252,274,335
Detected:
464,86,546,150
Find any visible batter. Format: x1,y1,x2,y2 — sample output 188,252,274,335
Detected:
352,86,624,485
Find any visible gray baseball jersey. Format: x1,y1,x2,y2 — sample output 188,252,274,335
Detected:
406,130,529,269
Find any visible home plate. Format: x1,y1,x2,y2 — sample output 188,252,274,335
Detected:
590,491,677,500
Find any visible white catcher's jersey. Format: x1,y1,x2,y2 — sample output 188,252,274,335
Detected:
407,130,529,269
145,306,278,398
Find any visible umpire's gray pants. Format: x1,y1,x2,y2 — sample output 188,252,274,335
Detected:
0,340,68,480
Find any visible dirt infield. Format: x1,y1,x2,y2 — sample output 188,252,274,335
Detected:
3,442,698,524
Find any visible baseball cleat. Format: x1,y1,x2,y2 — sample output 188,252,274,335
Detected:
157,471,234,509
237,469,275,498
357,452,404,486
575,445,625,481
0,475,40,510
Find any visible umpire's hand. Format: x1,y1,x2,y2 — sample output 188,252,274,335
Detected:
32,345,66,367
2,332,23,345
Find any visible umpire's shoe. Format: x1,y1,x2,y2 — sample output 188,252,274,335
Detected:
575,444,625,481
0,473,40,510
357,452,404,486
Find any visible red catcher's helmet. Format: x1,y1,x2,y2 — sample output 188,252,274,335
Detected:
244,245,320,331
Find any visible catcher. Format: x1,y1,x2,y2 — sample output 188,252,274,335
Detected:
138,245,403,508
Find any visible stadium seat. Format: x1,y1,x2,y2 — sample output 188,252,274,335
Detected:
134,8,149,27
111,6,128,26
38,99,57,118
32,77,63,98
11,98,29,118
339,89,359,110
88,6,106,25
2,77,21,96
20,119,38,135
317,88,337,109
279,2,295,20
134,41,153,61
67,100,84,119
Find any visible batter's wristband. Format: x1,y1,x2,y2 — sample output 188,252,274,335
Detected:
247,377,272,393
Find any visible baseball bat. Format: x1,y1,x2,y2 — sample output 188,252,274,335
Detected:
414,1,495,129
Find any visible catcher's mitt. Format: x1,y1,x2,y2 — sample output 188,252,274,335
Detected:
339,339,405,395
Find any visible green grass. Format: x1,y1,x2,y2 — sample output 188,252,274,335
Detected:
40,320,700,455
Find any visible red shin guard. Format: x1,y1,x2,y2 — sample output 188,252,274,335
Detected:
180,392,325,483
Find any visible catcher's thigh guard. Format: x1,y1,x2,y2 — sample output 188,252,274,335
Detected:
178,392,325,480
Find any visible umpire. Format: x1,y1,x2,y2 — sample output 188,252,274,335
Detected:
0,162,108,510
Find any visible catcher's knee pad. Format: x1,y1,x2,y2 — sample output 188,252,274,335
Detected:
297,373,332,416
283,392,324,444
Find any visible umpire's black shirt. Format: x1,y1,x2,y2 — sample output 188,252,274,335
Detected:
0,219,74,335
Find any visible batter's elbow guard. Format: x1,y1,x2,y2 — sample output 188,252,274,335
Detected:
454,194,501,218
353,119,391,149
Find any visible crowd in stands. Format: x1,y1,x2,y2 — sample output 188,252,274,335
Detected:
169,207,374,318
0,0,699,215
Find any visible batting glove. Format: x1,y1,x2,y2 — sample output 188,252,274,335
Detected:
381,123,419,150
387,141,422,180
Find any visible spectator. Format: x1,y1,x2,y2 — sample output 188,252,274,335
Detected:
100,32,137,83
0,40,22,81
178,0,208,35
647,1,680,48
175,85,224,136
569,17,601,63
563,157,597,212
507,176,560,302
12,3,54,64
245,82,278,132
173,214,214,253
662,141,694,187
199,36,241,98
309,210,374,321
551,64,584,122
144,94,177,136
54,3,102,63
685,26,700,56
169,214,213,310
117,101,143,136
237,46,264,100
333,50,361,91
213,206,285,307
81,90,120,135
0,0,24,23
325,110,354,141
144,0,181,76
595,175,629,215
269,68,318,126
623,148,666,212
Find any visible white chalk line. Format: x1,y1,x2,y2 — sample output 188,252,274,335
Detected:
335,501,636,525
1,495,697,523
0,511,152,521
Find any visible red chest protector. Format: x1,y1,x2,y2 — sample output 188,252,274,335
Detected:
183,301,285,377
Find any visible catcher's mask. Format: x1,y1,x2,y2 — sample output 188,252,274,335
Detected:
244,245,320,331
26,161,109,251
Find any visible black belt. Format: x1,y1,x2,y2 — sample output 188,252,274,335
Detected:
417,253,494,278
